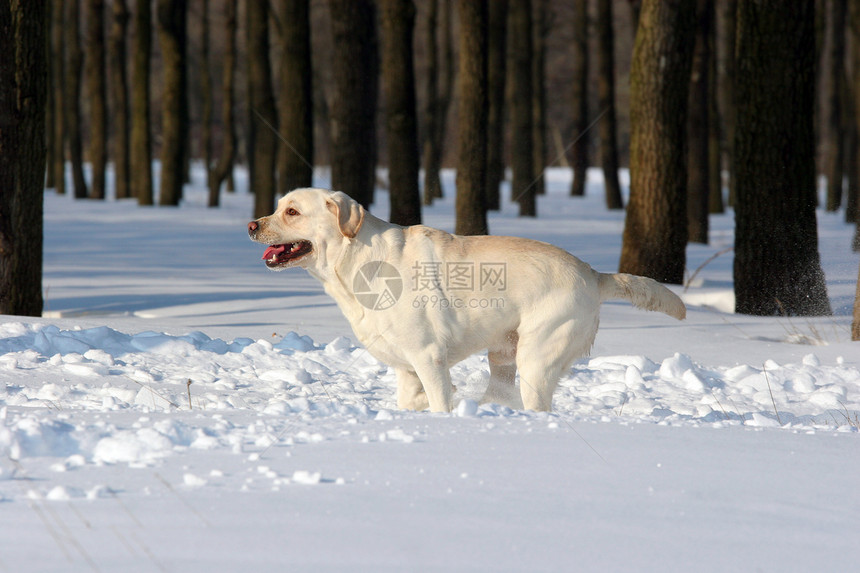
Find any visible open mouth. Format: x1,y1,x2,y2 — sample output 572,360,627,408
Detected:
262,241,313,268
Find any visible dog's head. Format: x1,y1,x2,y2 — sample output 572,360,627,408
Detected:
248,188,365,274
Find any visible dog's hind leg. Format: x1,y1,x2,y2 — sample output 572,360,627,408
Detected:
515,321,591,412
395,368,429,411
482,341,523,409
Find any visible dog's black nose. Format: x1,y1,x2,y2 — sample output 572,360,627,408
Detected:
248,221,258,236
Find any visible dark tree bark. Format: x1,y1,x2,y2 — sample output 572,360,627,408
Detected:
131,0,153,205
157,0,187,206
454,0,489,235
65,0,88,199
687,0,712,244
486,0,507,210
853,261,860,340
276,0,313,195
629,0,642,37
509,0,535,217
569,0,589,197
596,0,623,210
51,0,66,195
109,0,130,199
207,0,236,208
328,0,378,208
734,0,831,316
532,0,548,196
708,21,723,215
85,0,107,200
422,0,453,205
0,0,47,316
850,0,860,226
619,0,696,284
201,0,212,189
826,0,847,212
380,0,421,226
247,0,278,218
717,0,737,207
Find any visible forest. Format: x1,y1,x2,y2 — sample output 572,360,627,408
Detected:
1,0,859,337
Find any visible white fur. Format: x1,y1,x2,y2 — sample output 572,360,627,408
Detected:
249,188,686,412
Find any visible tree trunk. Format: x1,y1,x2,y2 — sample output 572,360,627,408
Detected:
532,0,547,196
629,0,642,37
85,0,107,200
597,0,623,210
131,0,153,205
328,0,378,208
509,0,535,217
853,260,860,340
51,0,66,195
65,0,88,199
109,0,130,199
0,0,47,316
708,20,723,215
208,0,236,208
485,0,507,210
454,0,489,235
200,0,212,189
380,0,421,226
734,0,831,316
619,0,696,284
247,0,278,217
422,0,453,205
826,0,847,212
687,0,712,244
157,0,187,206
276,0,313,195
717,0,737,206
569,0,589,197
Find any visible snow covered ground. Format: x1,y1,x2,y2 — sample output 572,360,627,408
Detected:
2,167,859,572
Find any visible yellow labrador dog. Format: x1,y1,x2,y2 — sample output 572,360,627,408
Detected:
248,188,685,413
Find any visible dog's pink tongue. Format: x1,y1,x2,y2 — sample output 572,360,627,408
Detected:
262,244,286,260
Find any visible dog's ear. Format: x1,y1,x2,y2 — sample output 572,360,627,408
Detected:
326,191,365,239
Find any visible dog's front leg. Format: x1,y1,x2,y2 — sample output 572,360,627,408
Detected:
395,368,429,411
412,354,454,413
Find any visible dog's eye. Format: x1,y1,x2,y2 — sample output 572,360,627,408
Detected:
286,208,299,216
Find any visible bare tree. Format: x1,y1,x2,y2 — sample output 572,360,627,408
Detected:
246,0,278,217
109,0,130,199
454,0,489,235
854,261,860,340
50,0,66,195
207,0,237,207
532,0,548,196
276,0,313,195
509,0,535,217
85,0,107,200
157,0,188,206
569,0,589,197
422,0,453,205
733,0,830,316
328,0,378,208
131,0,153,205
826,0,847,212
0,0,47,316
596,0,623,210
717,0,737,206
619,0,696,284
381,0,421,225
66,0,88,199
687,0,713,244
486,0,508,210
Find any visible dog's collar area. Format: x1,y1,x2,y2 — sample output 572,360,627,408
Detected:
262,241,313,268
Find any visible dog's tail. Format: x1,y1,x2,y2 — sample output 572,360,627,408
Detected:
598,273,686,320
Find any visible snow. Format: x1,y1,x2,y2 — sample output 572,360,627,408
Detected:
2,166,859,571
